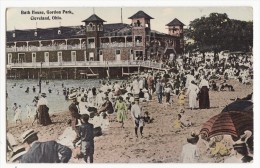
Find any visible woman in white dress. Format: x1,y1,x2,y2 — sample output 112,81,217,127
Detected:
186,80,199,110
14,105,22,125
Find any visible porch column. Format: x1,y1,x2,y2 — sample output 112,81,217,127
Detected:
26,41,29,51
65,39,68,50
14,42,17,52
125,36,127,47
79,38,82,49
39,41,41,51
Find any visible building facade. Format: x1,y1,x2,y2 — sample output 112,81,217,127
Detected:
6,10,184,79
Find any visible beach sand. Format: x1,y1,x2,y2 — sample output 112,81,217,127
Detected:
6,79,253,163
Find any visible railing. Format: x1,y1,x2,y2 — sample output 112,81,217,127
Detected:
100,42,127,48
6,44,85,52
7,60,164,69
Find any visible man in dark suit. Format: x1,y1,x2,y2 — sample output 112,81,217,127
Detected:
69,95,81,147
20,129,72,163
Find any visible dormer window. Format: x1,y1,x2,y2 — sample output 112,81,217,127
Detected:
12,32,15,38
58,30,61,34
34,31,37,36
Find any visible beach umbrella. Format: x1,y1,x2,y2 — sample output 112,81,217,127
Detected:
200,111,253,139
222,100,253,114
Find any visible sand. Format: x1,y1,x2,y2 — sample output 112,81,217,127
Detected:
6,79,253,163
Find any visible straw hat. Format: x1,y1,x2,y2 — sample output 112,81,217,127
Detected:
142,88,148,92
10,146,27,162
187,132,199,144
21,129,38,143
68,92,78,100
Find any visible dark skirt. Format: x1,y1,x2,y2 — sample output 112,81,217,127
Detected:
38,105,52,126
199,86,210,109
165,92,171,103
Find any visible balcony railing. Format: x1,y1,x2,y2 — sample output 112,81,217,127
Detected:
6,44,85,52
7,60,163,69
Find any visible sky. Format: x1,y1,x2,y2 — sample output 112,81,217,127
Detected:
6,7,253,34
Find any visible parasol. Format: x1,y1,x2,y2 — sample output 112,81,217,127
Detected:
200,111,253,139
222,100,253,114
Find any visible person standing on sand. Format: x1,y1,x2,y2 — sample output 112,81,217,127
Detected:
155,78,163,104
14,105,22,125
186,80,199,110
20,129,72,163
26,104,32,123
79,114,94,163
130,98,143,138
115,96,128,128
69,95,81,147
37,93,52,126
198,76,210,109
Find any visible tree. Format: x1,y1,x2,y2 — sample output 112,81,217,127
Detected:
186,13,253,55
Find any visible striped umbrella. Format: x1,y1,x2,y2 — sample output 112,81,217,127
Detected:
200,111,253,139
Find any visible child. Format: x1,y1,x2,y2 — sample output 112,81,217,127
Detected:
177,90,186,107
139,116,145,138
179,109,192,127
173,114,182,129
208,135,230,158
79,114,94,163
143,111,152,123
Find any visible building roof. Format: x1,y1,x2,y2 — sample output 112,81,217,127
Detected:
82,14,106,23
6,26,85,42
128,10,154,19
166,18,185,26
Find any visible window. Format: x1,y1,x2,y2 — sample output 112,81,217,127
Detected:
99,50,103,55
44,52,49,62
87,22,95,31
71,51,76,57
135,51,143,60
34,31,37,36
137,20,141,27
71,51,76,61
44,52,49,57
8,53,12,64
12,33,15,38
135,36,143,46
57,52,62,62
58,30,61,34
87,38,95,48
116,50,121,55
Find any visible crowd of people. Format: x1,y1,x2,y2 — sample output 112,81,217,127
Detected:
6,50,253,163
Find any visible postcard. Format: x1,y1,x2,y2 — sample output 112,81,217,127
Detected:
1,1,259,168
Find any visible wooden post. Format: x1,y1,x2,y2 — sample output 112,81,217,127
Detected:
74,68,77,79
122,67,123,77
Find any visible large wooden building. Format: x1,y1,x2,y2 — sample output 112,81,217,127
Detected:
6,10,184,79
